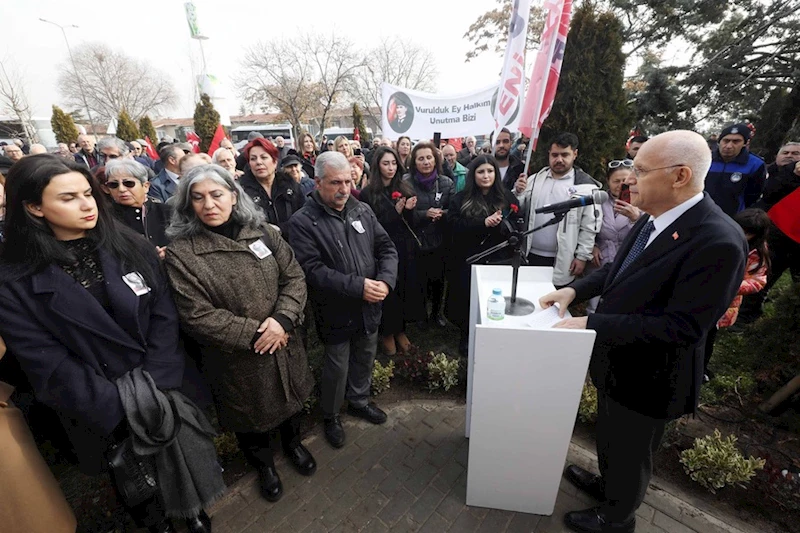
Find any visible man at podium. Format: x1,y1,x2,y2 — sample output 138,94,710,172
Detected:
540,130,748,533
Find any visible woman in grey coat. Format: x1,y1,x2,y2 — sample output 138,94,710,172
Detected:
165,164,315,504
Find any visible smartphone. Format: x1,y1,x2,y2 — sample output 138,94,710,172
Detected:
433,132,442,148
619,183,631,203
354,148,362,156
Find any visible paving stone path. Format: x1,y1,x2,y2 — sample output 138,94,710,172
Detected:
204,401,768,533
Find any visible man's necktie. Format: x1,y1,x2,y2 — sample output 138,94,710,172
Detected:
615,220,655,278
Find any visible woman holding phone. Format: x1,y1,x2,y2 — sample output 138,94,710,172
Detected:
587,159,640,312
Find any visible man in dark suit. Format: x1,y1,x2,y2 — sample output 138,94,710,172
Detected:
540,130,748,533
148,144,185,203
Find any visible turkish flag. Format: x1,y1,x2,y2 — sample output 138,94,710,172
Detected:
207,124,226,155
768,186,800,243
186,131,201,153
353,127,360,141
143,136,158,160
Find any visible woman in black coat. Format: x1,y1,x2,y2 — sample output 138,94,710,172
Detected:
238,137,304,236
103,158,172,257
0,155,211,533
360,146,424,356
404,140,453,327
446,155,521,354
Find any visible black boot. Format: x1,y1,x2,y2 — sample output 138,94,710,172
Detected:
185,510,212,533
236,432,283,503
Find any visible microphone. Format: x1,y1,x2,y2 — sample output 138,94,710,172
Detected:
535,190,609,214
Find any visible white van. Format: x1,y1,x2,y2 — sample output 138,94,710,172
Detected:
231,124,296,149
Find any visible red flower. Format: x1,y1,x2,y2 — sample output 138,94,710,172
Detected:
510,204,519,214
392,191,402,200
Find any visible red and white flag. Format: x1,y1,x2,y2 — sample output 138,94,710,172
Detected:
186,131,201,153
492,0,532,146
206,124,226,156
768,187,800,243
518,0,573,150
143,136,158,160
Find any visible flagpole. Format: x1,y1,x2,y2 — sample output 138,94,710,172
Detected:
521,1,564,175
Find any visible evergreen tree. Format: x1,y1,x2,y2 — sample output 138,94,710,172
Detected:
750,88,789,162
139,115,158,143
116,110,140,141
352,103,369,143
535,4,631,182
50,105,80,144
193,93,220,153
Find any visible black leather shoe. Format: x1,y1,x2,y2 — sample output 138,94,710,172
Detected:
185,510,211,533
565,465,605,502
347,402,387,425
147,521,176,533
324,415,345,448
564,507,635,533
257,465,283,502
285,443,317,476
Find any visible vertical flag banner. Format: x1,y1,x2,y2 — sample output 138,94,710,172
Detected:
492,0,532,147
519,0,573,151
143,137,158,160
207,124,226,156
186,131,201,153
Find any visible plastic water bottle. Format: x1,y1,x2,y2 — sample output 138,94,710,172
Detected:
487,288,505,321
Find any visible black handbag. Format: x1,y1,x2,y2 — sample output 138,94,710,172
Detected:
106,437,159,508
106,395,181,508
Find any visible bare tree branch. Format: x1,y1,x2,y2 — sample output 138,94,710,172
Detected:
0,57,37,142
347,37,438,128
57,42,178,123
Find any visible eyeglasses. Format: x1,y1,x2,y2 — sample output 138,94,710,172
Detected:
608,159,633,169
106,179,139,189
632,164,685,179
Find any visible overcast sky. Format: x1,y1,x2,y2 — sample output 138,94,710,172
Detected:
2,0,507,120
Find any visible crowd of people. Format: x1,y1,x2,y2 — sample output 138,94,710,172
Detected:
0,121,798,533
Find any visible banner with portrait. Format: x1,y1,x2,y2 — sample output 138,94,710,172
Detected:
381,83,520,141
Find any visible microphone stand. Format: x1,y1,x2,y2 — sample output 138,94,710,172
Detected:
467,211,567,316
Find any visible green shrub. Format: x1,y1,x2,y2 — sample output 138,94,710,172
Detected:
578,379,598,422
700,373,756,406
680,429,765,493
372,360,395,396
213,431,240,458
303,393,318,414
427,352,459,392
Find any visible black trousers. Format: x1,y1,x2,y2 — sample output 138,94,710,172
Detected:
595,391,667,523
526,253,556,267
703,326,719,376
418,250,445,318
235,414,302,469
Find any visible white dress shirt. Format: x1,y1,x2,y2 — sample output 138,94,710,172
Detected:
645,192,704,247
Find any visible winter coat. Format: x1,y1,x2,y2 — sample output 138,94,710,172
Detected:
287,192,398,344
517,166,603,286
403,173,454,252
594,197,636,266
717,248,767,328
238,171,304,237
0,247,185,473
113,199,172,248
165,223,312,433
706,148,766,217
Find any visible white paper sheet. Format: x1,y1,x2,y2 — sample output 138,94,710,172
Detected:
525,305,568,329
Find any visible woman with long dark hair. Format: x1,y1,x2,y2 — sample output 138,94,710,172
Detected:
0,155,218,533
404,140,453,327
360,146,423,356
397,136,412,168
446,155,520,354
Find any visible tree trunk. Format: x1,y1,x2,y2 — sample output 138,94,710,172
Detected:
759,373,800,414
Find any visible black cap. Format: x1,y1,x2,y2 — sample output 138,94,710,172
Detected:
719,123,751,142
281,154,304,168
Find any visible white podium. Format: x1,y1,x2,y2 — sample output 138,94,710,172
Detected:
465,265,596,515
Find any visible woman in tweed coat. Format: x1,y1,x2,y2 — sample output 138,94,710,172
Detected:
165,164,315,504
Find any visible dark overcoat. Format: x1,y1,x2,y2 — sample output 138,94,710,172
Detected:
165,223,312,433
0,248,185,472
571,194,748,420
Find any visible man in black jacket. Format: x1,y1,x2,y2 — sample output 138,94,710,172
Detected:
540,130,747,533
288,151,398,449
